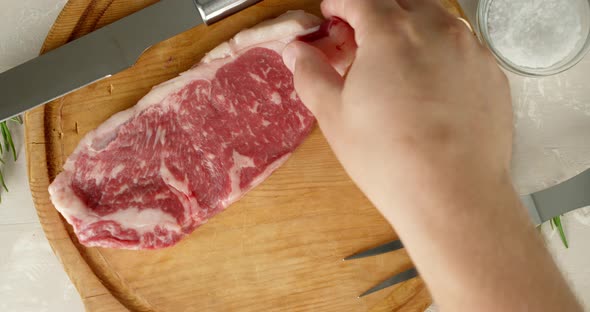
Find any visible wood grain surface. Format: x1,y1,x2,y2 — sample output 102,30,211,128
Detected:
25,1,465,311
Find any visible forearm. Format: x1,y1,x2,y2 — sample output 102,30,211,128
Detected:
377,166,582,311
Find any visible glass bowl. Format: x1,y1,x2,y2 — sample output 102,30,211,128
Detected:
477,0,590,76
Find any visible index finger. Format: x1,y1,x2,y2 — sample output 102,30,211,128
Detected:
321,0,403,45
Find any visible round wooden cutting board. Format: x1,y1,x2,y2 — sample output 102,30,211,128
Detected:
25,1,464,311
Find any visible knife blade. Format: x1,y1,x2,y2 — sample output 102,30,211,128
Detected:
0,0,261,121
359,268,418,298
343,240,404,261
521,168,590,225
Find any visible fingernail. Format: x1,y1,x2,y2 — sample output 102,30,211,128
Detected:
282,43,297,73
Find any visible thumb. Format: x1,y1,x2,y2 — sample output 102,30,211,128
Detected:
282,41,344,121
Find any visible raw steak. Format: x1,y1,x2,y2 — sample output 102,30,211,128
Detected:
48,11,356,250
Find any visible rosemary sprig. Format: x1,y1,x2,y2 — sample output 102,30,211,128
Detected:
1,122,17,161
0,116,23,203
0,165,7,192
550,216,568,248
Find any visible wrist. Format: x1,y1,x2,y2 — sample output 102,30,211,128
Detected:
374,158,518,224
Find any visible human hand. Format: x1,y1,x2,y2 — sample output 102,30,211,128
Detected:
283,0,513,217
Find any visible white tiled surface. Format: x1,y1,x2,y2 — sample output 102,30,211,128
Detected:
0,0,588,311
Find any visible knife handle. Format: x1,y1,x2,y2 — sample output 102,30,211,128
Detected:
196,0,262,25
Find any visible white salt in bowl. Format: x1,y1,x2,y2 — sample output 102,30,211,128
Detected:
477,0,590,76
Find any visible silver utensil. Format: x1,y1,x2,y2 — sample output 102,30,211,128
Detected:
0,0,261,121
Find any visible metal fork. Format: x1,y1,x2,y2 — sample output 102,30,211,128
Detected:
344,240,419,298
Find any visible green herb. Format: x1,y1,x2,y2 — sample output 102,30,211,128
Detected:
12,116,23,124
0,116,23,202
1,122,17,161
550,216,568,248
0,165,7,191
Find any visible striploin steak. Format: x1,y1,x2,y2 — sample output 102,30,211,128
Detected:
48,11,356,249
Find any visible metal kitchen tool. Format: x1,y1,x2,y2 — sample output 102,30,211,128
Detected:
347,168,590,297
0,0,261,122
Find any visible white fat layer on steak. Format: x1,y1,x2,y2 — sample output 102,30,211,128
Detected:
270,92,282,105
202,11,322,63
249,153,292,192
295,112,307,130
49,172,90,224
248,73,266,83
49,174,181,241
87,208,180,235
159,162,197,224
111,164,126,177
89,163,126,186
153,126,167,146
226,150,256,205
159,163,190,196
222,152,292,207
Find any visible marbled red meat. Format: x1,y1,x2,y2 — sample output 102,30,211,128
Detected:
48,11,356,249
